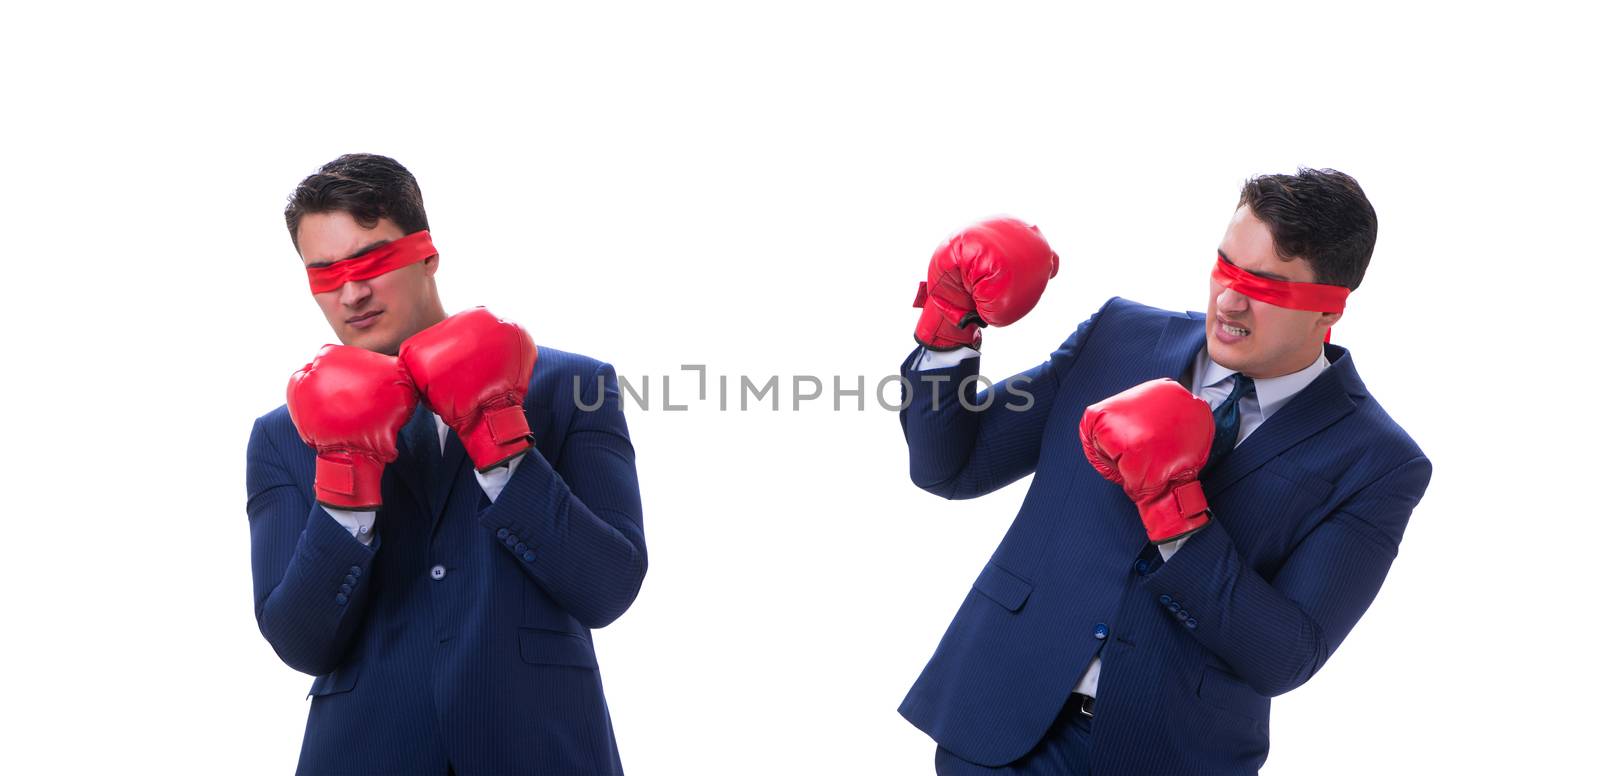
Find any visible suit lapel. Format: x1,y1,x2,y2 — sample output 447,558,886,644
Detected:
393,404,436,509
1203,346,1358,496
430,428,469,532
394,404,469,534
1148,312,1360,497
1152,313,1206,384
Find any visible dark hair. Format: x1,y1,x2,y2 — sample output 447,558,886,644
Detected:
284,153,430,252
1237,168,1378,290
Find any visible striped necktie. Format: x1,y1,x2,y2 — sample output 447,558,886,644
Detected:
405,405,442,470
1203,373,1255,475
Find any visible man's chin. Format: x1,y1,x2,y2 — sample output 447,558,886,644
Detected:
339,328,401,356
1206,333,1248,372
367,336,402,356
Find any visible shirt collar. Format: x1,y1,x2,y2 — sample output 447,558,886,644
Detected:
1194,347,1331,422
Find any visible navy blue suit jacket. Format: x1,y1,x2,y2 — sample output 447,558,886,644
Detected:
898,298,1431,775
246,346,646,775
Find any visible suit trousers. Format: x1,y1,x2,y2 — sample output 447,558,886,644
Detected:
934,697,1093,776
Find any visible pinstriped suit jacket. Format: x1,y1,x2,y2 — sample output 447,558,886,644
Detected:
246,346,645,775
898,297,1431,775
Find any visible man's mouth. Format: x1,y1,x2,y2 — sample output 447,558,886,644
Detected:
1216,316,1251,341
347,311,383,329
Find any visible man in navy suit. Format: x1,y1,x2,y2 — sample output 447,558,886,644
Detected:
899,169,1430,775
246,154,646,775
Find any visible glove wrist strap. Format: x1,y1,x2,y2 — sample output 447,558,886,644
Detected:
315,452,386,511
1140,479,1211,544
460,403,534,472
913,282,983,350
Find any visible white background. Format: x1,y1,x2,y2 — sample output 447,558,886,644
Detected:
4,1,1595,773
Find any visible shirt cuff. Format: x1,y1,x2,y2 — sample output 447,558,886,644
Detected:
323,506,377,546
1157,535,1189,561
914,346,979,371
475,452,526,503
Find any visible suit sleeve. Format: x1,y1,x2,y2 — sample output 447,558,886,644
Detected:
246,417,381,676
477,361,646,629
1142,454,1433,696
901,298,1110,500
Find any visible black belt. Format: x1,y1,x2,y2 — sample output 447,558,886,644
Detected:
1067,692,1095,719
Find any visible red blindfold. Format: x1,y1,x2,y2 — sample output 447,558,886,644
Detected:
1210,254,1349,313
306,231,437,294
1211,254,1349,343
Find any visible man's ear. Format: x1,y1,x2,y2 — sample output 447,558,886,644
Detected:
423,254,440,277
1318,310,1343,330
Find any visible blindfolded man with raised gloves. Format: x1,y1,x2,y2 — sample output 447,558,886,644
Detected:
896,169,1431,776
247,154,645,776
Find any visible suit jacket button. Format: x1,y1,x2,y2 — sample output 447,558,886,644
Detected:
1185,618,1198,629
1135,559,1151,575
1159,594,1172,605
521,550,536,563
515,542,528,554
335,593,348,606
430,565,447,580
496,528,510,540
1177,609,1189,620
1167,602,1181,613
349,566,362,577
1093,623,1109,640
343,574,357,586
339,583,352,595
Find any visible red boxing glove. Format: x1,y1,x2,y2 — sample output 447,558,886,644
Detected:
399,307,537,472
286,345,419,511
913,217,1060,350
1079,378,1216,544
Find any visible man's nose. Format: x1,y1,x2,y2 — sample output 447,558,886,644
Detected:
339,280,372,307
1217,286,1249,314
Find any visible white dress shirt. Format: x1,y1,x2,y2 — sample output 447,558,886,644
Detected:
324,413,525,545
911,341,1330,699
